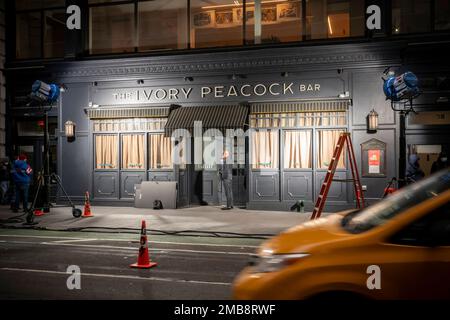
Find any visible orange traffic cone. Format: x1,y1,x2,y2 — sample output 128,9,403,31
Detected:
130,220,157,269
82,191,93,218
34,208,44,216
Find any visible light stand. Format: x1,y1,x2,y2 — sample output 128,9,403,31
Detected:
392,99,417,188
382,69,420,188
24,81,82,224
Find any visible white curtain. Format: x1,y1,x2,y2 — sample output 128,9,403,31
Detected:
251,130,279,169
318,130,345,169
284,131,312,169
149,134,173,169
122,134,145,169
95,135,118,169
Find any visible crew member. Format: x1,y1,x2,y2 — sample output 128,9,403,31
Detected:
12,154,33,213
218,150,233,210
431,152,449,174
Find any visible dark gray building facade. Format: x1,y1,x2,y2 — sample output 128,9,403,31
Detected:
5,1,450,211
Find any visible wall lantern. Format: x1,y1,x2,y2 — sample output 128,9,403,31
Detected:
367,109,379,133
65,120,76,142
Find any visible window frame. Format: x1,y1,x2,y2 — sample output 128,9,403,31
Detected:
148,133,175,170
14,1,66,60
94,133,119,171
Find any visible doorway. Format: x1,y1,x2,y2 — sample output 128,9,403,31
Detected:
189,133,247,207
409,144,450,177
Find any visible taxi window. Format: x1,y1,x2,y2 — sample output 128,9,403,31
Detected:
342,169,450,234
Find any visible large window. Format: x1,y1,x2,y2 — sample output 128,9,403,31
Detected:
284,130,312,169
149,134,173,169
435,0,450,30
15,0,65,59
95,135,118,169
139,1,188,51
44,10,65,58
317,130,346,169
121,134,145,169
190,0,244,48
92,118,176,171
250,111,347,170
308,0,364,39
252,130,279,169
16,12,42,59
90,4,135,54
392,0,431,34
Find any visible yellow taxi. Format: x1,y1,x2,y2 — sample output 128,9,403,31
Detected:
233,169,450,300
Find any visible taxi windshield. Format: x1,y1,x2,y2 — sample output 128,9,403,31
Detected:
342,169,450,234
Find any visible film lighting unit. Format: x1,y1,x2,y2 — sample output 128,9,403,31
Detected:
382,69,421,188
25,80,82,225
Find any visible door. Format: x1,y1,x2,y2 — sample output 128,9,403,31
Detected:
190,132,247,206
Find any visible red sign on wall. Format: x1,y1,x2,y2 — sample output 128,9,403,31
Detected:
368,149,381,174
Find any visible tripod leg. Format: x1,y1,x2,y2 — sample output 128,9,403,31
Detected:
52,173,75,208
25,173,43,224
29,173,44,213
52,173,82,218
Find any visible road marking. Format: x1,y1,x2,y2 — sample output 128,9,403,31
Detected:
0,267,231,286
51,239,99,244
0,234,259,248
40,242,254,256
1,240,254,256
0,234,81,240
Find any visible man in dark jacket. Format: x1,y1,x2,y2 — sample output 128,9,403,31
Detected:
405,153,425,183
12,154,33,213
0,158,9,204
218,150,233,210
431,152,449,174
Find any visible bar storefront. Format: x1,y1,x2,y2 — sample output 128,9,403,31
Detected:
10,41,449,212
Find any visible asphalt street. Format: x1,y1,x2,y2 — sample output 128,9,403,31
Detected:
0,229,261,300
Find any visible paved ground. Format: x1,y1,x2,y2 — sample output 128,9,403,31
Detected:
0,205,320,237
0,229,259,300
0,206,328,300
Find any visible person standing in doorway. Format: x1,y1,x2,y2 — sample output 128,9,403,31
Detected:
0,158,9,205
405,153,425,183
12,154,33,213
431,152,449,174
219,150,233,210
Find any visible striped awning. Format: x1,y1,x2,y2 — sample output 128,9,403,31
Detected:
164,105,249,136
250,99,350,114
85,106,170,119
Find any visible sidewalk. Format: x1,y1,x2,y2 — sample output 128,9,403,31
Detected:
0,205,328,237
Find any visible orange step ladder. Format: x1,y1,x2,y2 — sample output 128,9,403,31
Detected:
311,132,365,220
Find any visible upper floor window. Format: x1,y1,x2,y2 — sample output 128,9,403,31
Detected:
139,1,188,51
392,0,432,34
308,0,364,40
435,0,450,31
15,0,65,59
190,0,244,48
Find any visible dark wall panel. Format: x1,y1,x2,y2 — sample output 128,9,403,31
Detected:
60,83,90,132
60,135,89,198
352,70,395,126
148,171,174,181
352,128,397,202
283,172,313,202
252,172,279,201
94,171,119,199
121,172,145,199
315,171,347,202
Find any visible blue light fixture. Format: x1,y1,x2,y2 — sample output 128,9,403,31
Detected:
31,80,60,104
383,71,420,102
